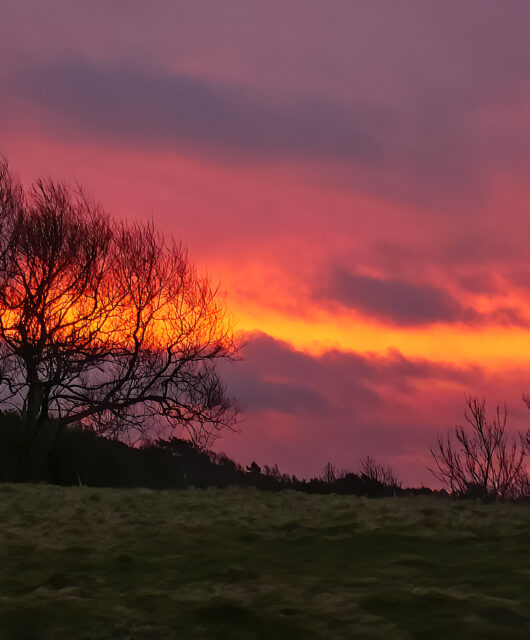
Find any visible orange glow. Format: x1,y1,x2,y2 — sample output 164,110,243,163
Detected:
228,299,530,370
7,136,530,373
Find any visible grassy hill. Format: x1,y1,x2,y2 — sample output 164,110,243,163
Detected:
0,484,528,639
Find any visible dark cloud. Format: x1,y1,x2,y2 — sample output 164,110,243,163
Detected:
218,332,493,483
226,371,329,415
6,59,382,162
221,332,478,416
314,268,530,328
4,2,530,211
316,268,471,326
223,334,378,415
6,44,530,210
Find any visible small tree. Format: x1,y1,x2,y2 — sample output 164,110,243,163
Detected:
322,461,339,484
246,461,261,475
359,455,402,490
430,395,528,500
0,158,238,479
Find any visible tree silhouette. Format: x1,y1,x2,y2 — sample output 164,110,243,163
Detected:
430,395,528,500
359,455,402,490
321,461,340,484
0,158,238,479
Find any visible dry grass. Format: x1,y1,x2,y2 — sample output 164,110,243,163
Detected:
0,484,528,639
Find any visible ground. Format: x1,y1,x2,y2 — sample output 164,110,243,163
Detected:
0,484,528,639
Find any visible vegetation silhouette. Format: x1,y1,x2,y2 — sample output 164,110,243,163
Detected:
0,158,237,481
0,411,432,498
430,395,529,500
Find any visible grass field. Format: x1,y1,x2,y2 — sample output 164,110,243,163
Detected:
0,484,528,639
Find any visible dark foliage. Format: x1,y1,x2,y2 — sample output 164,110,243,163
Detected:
0,413,435,497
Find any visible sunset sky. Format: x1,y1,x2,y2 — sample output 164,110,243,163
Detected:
3,1,530,484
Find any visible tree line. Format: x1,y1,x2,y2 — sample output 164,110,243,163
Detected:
0,411,414,497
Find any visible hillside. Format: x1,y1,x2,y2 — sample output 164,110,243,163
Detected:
0,484,528,639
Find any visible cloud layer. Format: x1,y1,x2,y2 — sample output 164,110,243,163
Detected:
316,269,470,326
7,60,381,163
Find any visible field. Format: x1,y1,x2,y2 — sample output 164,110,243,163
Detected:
0,484,528,639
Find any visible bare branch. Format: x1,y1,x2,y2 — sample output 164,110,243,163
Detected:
429,395,528,500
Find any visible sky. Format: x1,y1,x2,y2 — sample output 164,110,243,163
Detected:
2,1,530,485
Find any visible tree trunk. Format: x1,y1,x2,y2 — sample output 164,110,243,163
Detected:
17,419,59,482
18,368,47,481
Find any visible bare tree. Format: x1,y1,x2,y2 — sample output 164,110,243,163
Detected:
430,395,528,500
359,455,402,489
0,158,238,478
322,461,339,484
